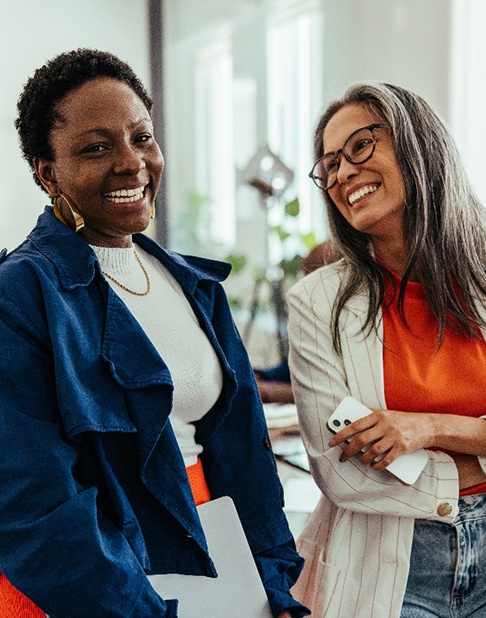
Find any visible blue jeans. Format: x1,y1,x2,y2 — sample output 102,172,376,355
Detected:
401,493,486,617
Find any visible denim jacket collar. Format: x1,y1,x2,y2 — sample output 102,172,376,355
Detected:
28,207,231,293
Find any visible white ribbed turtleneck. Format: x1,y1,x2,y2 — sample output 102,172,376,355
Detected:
92,244,223,466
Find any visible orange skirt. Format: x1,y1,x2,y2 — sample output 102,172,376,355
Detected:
0,574,44,618
186,457,211,506
0,459,210,616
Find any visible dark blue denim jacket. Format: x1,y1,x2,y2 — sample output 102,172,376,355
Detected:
0,208,308,618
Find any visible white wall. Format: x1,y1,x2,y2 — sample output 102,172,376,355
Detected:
0,0,151,250
296,0,451,123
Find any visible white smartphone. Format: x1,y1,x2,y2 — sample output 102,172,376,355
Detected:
327,396,429,485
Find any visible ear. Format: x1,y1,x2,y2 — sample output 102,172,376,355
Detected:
33,158,59,197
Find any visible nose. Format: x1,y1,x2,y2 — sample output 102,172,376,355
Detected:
335,155,358,185
113,142,146,175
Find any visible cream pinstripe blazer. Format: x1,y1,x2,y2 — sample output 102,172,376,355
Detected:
287,260,460,618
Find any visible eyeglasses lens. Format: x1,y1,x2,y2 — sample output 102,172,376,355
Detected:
312,127,376,190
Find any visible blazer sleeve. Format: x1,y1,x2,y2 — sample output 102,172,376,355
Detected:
0,297,175,618
287,270,459,524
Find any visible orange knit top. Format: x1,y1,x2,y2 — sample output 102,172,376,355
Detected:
381,265,486,496
0,576,44,618
186,457,211,506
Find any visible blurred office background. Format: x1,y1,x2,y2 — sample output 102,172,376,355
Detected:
1,0,485,366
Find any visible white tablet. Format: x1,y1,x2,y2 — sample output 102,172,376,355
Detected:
148,496,273,618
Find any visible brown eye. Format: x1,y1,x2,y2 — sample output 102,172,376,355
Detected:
352,138,373,154
82,144,107,154
135,134,152,143
324,157,338,173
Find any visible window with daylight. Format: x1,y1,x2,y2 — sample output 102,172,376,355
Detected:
192,2,325,260
194,39,236,250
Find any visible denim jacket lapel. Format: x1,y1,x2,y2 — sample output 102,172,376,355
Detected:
99,286,209,543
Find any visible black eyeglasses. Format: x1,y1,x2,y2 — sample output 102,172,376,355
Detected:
308,123,387,191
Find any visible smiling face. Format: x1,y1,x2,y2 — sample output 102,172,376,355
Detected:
323,103,406,254
35,77,164,247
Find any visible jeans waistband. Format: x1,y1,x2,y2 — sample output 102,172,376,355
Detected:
456,492,486,525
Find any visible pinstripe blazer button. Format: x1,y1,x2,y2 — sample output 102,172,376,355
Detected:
437,502,453,517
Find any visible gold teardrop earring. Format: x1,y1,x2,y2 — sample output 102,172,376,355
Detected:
54,193,85,233
150,202,156,219
53,197,66,225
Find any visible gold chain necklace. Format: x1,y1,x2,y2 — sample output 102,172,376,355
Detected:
102,250,151,296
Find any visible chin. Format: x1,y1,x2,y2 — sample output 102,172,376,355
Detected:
130,223,150,236
127,212,152,234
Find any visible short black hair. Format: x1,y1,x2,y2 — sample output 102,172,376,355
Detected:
15,48,153,191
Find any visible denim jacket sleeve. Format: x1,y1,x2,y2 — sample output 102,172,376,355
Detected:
0,292,173,617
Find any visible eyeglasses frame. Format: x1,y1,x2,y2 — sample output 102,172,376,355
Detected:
308,123,388,191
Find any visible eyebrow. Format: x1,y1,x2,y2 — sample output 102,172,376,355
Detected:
322,147,338,159
322,123,386,158
322,136,347,159
72,118,152,139
323,124,361,158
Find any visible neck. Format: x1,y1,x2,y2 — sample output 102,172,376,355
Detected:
372,237,409,278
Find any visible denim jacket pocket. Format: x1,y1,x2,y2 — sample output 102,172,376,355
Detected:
59,377,137,441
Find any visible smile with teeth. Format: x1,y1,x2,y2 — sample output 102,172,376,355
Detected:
348,184,378,206
104,186,145,204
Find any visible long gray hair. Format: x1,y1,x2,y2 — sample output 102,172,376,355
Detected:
315,82,486,353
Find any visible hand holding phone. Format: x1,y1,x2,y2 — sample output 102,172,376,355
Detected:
327,397,429,485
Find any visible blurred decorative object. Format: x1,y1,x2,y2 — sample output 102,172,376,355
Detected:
243,144,294,199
